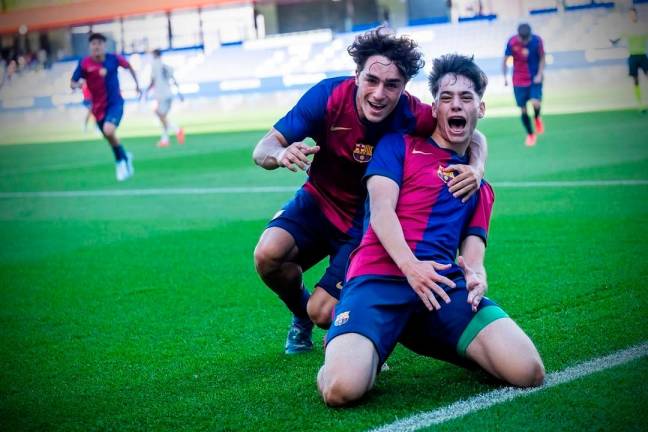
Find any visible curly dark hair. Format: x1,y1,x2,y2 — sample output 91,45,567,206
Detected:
428,53,488,98
347,26,424,82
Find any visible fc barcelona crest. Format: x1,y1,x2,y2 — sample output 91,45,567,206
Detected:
353,143,373,163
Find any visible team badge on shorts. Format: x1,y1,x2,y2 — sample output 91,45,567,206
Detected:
437,165,456,184
334,311,350,327
352,143,373,163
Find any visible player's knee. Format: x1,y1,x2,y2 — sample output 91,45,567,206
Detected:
509,356,545,388
307,298,333,329
102,124,115,137
253,242,281,276
320,373,365,407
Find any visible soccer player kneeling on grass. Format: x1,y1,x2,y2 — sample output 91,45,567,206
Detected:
318,54,545,406
252,27,489,355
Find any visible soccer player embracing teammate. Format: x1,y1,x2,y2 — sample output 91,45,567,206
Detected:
252,27,488,354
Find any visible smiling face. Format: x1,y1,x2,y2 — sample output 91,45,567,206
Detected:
355,55,406,123
432,73,485,152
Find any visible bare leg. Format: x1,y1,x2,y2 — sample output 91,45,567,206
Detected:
466,318,544,387
307,287,339,329
253,227,308,317
318,333,378,406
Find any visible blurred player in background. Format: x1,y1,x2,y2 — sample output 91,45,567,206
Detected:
252,27,488,355
81,82,94,132
318,54,544,406
611,7,648,112
71,33,141,181
503,23,545,147
147,49,185,147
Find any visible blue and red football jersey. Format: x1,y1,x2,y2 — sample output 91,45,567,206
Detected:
72,53,130,121
505,35,545,87
346,133,494,280
274,77,435,235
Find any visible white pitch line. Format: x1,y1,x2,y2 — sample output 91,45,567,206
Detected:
0,180,646,199
369,342,648,432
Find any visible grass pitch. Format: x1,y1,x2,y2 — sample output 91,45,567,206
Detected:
0,109,647,431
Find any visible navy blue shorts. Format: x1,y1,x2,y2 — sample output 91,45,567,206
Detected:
267,188,359,299
629,54,648,78
514,84,543,107
96,103,124,131
326,273,508,367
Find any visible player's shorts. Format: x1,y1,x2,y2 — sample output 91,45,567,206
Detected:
266,188,359,299
96,103,124,131
628,54,648,78
156,97,173,116
82,99,92,109
513,84,543,107
326,273,508,368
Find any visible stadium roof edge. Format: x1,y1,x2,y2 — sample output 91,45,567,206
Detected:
0,0,245,34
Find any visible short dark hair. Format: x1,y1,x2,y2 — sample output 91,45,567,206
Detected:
152,48,162,57
88,33,107,43
347,26,424,81
517,23,531,38
428,53,488,98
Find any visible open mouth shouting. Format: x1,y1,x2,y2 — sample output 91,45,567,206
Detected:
447,116,467,136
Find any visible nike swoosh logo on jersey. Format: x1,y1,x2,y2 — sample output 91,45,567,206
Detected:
412,149,434,155
330,126,352,131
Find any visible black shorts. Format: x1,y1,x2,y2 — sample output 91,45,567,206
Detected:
628,54,648,78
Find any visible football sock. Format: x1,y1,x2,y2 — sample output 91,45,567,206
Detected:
534,106,541,119
278,284,310,320
521,113,533,135
161,131,169,141
634,84,642,105
114,145,127,162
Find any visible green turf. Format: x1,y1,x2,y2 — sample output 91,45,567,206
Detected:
0,109,647,431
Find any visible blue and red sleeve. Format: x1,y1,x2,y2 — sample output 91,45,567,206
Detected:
462,181,495,245
71,60,84,82
273,79,333,144
364,133,406,188
116,54,130,68
504,37,513,56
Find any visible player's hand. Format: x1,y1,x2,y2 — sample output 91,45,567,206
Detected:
533,74,542,84
446,164,482,202
277,142,320,172
457,256,487,312
400,259,454,311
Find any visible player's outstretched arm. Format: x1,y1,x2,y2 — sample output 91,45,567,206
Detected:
367,175,454,311
502,56,510,86
126,65,142,98
458,236,487,312
252,128,319,171
447,129,487,202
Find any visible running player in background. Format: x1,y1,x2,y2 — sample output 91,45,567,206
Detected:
71,33,141,181
611,7,648,112
318,54,544,406
252,27,488,355
503,23,545,147
147,49,185,147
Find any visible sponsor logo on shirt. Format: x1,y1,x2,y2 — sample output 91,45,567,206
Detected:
353,143,373,163
334,311,350,326
437,165,456,184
